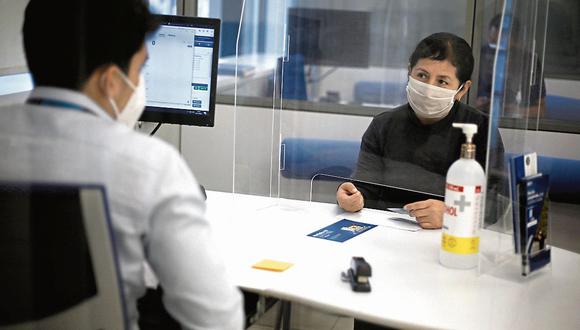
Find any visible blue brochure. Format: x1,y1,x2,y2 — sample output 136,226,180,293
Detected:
308,219,377,243
509,153,537,253
519,173,551,276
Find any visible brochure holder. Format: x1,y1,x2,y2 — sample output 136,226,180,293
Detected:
478,0,552,280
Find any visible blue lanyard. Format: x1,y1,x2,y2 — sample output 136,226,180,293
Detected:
27,98,93,115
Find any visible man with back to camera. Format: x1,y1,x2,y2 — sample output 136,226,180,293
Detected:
0,0,243,329
336,32,506,231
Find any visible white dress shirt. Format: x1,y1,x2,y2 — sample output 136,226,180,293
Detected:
0,87,243,329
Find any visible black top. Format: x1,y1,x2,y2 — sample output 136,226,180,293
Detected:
352,101,505,210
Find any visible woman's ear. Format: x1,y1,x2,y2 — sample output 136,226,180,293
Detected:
455,80,472,101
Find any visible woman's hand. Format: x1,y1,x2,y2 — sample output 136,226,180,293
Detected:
336,182,364,212
404,199,445,229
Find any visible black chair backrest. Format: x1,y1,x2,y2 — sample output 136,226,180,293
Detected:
0,182,127,329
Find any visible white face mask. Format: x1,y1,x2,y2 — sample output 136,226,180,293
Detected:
107,70,146,128
406,76,463,120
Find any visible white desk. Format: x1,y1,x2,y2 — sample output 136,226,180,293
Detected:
206,191,580,329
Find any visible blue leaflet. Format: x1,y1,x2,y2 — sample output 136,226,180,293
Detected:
509,153,537,253
518,174,551,276
308,219,376,243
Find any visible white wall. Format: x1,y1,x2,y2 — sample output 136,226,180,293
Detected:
500,128,580,159
545,78,580,98
0,0,28,75
181,104,236,192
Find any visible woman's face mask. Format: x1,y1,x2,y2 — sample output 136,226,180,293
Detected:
107,69,146,128
406,76,463,120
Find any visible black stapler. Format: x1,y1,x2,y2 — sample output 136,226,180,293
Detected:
341,257,372,292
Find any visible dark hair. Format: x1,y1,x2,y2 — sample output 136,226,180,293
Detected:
489,14,521,37
408,32,474,85
490,14,502,30
23,0,159,89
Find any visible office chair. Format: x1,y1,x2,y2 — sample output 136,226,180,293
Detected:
0,182,127,329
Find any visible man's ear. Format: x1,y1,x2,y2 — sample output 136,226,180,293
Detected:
98,65,122,99
455,80,472,101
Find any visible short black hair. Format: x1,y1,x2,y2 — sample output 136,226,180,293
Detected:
489,14,521,37
490,14,502,30
408,32,474,85
23,0,159,89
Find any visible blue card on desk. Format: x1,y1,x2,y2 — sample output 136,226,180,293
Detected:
307,219,376,242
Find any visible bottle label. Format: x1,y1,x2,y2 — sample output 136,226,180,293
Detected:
441,183,483,255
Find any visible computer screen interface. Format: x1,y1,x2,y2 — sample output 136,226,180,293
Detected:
140,15,220,126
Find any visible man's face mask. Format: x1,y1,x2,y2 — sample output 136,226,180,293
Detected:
107,68,146,128
406,76,463,120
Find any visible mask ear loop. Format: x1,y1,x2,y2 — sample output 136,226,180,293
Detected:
454,84,465,102
115,68,137,91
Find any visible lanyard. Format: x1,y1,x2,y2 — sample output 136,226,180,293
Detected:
27,98,94,115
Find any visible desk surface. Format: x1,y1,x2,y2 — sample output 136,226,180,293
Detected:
206,191,580,329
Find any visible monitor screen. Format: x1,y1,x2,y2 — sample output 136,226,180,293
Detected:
140,15,220,127
287,8,370,68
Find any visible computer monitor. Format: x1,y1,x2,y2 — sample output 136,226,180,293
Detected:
140,15,220,127
287,8,370,68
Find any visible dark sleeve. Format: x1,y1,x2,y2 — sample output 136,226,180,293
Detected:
352,118,384,208
530,55,547,105
477,50,493,98
489,128,507,195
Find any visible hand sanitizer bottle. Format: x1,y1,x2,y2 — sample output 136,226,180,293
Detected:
440,123,486,269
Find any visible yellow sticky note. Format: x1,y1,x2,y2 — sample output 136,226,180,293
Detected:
252,259,293,272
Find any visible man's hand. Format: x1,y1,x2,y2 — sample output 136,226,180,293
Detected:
337,182,364,212
404,199,445,229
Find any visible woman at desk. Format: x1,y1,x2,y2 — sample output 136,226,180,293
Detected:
337,32,505,231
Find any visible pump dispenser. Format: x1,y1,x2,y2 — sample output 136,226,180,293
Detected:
455,123,477,159
440,123,486,269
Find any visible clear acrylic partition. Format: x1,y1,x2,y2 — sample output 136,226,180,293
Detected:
230,0,552,278
232,0,286,196
276,0,474,203
479,0,551,279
